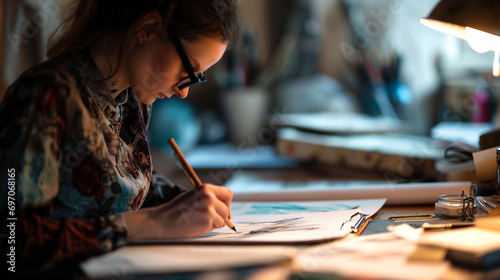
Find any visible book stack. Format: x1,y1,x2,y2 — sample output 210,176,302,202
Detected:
273,112,447,179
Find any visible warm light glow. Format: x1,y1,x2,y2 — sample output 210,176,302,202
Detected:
465,27,500,76
494,51,500,77
465,27,500,53
419,18,467,40
420,18,500,77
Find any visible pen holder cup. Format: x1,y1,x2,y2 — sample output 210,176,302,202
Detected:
220,87,268,146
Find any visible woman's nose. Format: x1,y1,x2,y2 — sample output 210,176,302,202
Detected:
173,86,189,99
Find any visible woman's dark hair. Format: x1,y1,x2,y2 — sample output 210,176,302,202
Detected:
47,0,241,59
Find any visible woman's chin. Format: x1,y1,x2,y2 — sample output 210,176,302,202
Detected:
140,97,157,105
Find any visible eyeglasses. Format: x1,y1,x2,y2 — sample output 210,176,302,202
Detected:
170,35,207,90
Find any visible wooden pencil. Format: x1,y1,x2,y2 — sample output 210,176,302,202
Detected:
168,138,237,232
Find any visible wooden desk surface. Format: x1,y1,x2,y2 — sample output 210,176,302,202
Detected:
372,205,435,220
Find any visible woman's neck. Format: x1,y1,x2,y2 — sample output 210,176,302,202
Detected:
89,38,129,100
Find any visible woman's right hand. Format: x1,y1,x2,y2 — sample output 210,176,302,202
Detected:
123,184,233,241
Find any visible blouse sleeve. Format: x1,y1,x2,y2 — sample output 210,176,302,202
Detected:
142,171,187,207
0,70,127,274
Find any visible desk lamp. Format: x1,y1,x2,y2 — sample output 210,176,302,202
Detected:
421,1,500,197
420,0,500,76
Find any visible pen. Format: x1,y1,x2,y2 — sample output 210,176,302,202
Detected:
168,138,237,232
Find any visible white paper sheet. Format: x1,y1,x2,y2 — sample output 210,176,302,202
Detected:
134,199,385,244
81,245,296,278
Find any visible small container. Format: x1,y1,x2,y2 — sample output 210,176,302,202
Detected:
435,194,476,217
471,81,491,123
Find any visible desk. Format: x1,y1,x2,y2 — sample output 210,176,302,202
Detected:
79,202,466,280
82,147,488,280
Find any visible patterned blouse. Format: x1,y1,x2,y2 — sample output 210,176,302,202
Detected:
0,51,185,273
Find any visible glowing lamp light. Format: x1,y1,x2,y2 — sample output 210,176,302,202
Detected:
420,0,500,77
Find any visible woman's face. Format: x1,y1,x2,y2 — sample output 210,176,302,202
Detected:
126,35,227,105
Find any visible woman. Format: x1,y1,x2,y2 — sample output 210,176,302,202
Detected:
0,0,240,276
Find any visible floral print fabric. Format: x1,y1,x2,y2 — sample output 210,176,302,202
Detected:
0,51,184,273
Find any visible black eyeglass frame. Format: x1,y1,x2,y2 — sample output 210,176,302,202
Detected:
170,35,207,90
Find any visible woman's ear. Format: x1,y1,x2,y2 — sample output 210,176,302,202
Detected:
136,11,163,45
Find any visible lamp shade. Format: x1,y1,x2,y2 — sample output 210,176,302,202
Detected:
420,0,500,76
420,0,500,40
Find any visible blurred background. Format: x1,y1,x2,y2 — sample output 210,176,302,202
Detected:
2,0,499,150
149,0,500,151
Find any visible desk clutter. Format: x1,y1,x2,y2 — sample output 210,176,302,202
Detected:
294,218,500,280
272,112,449,180
98,112,500,279
81,199,500,279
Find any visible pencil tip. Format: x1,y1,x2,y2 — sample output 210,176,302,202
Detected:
231,227,237,232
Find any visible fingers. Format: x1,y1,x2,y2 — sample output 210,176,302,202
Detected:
201,184,233,219
211,210,226,228
206,184,233,201
179,185,232,229
213,195,229,223
149,187,233,239
198,185,231,227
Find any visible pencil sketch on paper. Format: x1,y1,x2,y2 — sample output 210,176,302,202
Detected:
227,217,321,239
198,214,324,241
246,217,312,235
